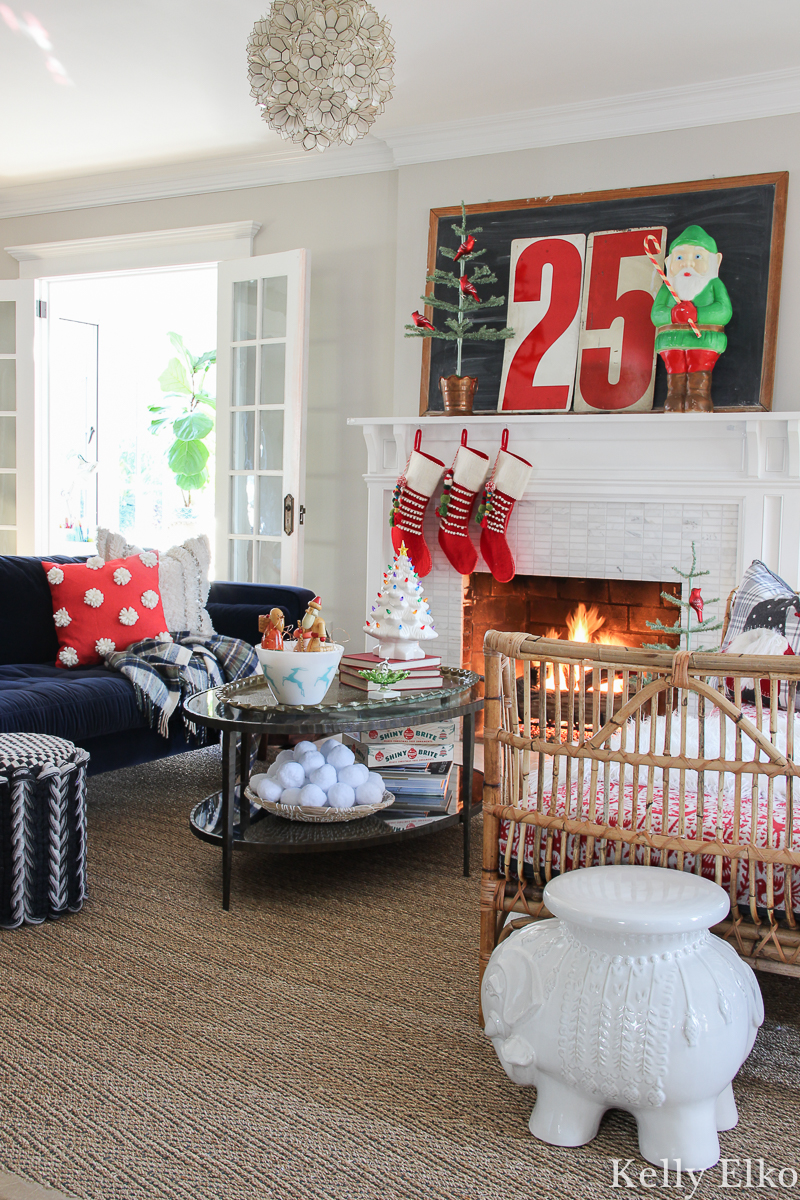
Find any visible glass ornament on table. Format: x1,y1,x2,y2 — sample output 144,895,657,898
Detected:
356,659,410,699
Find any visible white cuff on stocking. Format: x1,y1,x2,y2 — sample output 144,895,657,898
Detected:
491,450,532,501
405,450,444,498
452,445,489,493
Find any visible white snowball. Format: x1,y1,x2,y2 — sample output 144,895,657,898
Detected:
310,764,337,793
266,762,281,780
299,783,326,807
368,772,384,793
317,737,341,757
327,783,355,809
355,781,384,806
275,749,295,765
277,761,305,789
337,763,369,788
326,744,355,770
293,740,317,760
280,787,302,806
255,778,282,803
249,773,270,792
298,750,325,775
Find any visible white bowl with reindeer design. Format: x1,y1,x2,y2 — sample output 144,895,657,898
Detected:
255,642,344,705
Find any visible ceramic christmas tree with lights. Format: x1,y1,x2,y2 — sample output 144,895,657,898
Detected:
364,543,438,661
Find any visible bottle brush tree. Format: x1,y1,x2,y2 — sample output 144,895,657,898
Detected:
643,541,723,652
404,201,515,376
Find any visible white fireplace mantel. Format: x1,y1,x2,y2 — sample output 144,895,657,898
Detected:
348,412,800,667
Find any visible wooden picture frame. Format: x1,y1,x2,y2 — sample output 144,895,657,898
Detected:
418,172,788,415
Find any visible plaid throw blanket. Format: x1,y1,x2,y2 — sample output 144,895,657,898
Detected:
105,633,259,738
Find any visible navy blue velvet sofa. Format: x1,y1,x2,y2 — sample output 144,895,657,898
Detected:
0,555,314,775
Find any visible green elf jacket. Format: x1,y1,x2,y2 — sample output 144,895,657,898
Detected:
651,277,733,355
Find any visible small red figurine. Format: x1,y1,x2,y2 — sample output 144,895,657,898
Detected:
460,275,480,302
411,310,435,331
260,607,285,650
453,234,476,263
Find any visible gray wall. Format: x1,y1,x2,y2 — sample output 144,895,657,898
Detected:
0,110,797,641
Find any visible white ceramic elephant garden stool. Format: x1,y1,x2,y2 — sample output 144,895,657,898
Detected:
482,865,764,1170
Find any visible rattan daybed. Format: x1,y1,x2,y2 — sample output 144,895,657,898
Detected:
481,631,800,986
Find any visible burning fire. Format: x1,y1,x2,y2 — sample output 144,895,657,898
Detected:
544,602,625,693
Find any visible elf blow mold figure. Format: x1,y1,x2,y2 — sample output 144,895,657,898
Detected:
651,225,733,413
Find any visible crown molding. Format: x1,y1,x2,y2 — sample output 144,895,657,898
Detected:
0,140,396,221
0,66,798,220
5,221,261,261
5,221,262,277
382,65,800,165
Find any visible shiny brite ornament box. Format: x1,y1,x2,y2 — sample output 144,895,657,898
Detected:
357,721,456,745
350,740,454,767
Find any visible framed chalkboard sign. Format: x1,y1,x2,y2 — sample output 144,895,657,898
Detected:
417,172,787,415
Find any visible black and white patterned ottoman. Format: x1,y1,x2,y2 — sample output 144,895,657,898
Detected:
0,734,89,929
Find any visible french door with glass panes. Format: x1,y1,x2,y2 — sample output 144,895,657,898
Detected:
216,250,310,586
0,282,35,555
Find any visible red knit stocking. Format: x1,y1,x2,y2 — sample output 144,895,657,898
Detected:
478,429,532,583
389,430,444,578
437,429,489,575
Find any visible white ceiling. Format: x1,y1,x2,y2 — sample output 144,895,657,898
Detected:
1,0,799,187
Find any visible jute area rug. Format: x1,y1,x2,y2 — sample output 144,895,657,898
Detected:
0,748,798,1200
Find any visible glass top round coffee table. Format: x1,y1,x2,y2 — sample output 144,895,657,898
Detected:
184,668,484,909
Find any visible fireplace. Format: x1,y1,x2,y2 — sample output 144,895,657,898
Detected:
460,573,681,678
350,412,800,678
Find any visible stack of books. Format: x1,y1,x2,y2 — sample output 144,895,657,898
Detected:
347,720,457,818
338,651,442,693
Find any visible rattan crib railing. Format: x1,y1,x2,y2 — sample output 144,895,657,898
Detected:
481,630,800,985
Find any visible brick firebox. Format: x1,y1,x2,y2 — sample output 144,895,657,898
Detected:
461,574,682,679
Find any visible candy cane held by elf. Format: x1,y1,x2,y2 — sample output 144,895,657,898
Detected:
643,233,702,339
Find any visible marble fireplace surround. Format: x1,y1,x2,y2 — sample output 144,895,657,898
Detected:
349,412,800,670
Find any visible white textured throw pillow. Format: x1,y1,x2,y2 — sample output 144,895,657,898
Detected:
96,528,213,635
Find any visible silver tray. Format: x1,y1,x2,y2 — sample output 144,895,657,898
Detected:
215,667,479,713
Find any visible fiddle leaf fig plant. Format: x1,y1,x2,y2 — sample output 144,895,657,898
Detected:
149,332,216,506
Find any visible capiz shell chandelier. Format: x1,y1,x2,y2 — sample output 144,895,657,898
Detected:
247,0,395,152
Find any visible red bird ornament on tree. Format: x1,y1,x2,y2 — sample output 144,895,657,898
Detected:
689,588,703,622
411,310,435,331
460,275,480,302
453,234,476,263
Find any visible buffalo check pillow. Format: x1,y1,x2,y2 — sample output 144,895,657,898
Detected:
721,559,800,652
43,553,170,668
721,559,800,708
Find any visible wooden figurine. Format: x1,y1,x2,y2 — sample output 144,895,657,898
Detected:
650,225,733,413
300,596,322,635
306,616,331,652
293,596,323,651
293,626,307,652
260,608,285,651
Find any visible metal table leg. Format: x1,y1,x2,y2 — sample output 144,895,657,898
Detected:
239,731,252,837
461,710,475,877
222,731,237,910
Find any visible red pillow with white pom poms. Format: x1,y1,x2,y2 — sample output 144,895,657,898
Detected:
43,553,170,668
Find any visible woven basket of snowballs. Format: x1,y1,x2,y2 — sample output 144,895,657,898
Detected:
246,737,395,823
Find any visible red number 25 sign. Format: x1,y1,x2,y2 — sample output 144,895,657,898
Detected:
498,226,666,413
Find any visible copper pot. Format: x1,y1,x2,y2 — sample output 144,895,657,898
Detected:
439,374,478,415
